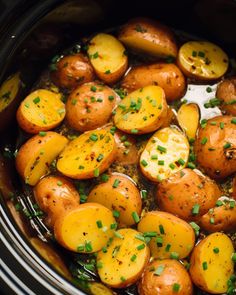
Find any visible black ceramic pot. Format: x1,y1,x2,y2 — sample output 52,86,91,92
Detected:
0,1,235,294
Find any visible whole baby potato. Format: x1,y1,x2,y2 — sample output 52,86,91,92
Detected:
156,168,221,221
216,77,236,116
34,175,80,227
194,115,236,179
138,259,193,295
121,63,186,102
51,53,95,89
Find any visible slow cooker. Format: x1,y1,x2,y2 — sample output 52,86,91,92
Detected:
0,0,235,294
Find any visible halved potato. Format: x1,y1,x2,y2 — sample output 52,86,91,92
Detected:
87,33,128,84
138,259,193,295
216,78,236,116
87,174,142,226
17,89,65,134
137,211,195,259
177,41,229,80
140,127,189,181
118,18,177,58
16,132,68,185
34,175,80,228
114,85,168,134
189,232,234,294
54,203,115,253
177,103,199,140
57,129,116,179
96,228,150,288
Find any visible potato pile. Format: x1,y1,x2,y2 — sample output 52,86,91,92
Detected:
14,17,235,295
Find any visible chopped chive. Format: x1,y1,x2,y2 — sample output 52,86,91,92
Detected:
192,204,200,215
108,95,114,101
112,179,120,188
113,210,120,218
57,181,63,186
158,160,164,165
114,231,124,239
223,142,231,149
187,162,196,169
213,247,219,254
85,241,93,252
102,246,107,253
135,234,146,242
189,138,195,144
157,145,167,153
39,131,47,137
24,102,30,108
220,122,224,129
202,261,208,270
173,283,180,292
143,115,148,121
110,223,117,230
232,253,236,262
151,155,158,160
201,137,208,145
229,201,235,208
96,154,104,162
118,104,126,110
105,70,111,74
200,119,207,128
206,87,212,93
159,224,165,234
154,265,165,276
90,85,97,92
137,244,145,250
77,245,85,252
96,220,103,228
110,126,116,135
131,129,138,134
120,276,126,282
141,159,148,167
169,163,175,170
120,135,127,142
89,133,98,141
189,222,200,235
210,121,217,125
132,212,140,223
198,51,205,57
165,244,171,252
33,97,40,104
216,200,223,207
170,252,179,259
156,236,163,247
192,51,197,57
231,118,236,124
101,173,109,182
131,254,137,262
97,98,103,102
210,217,215,224
178,158,185,165
208,147,215,151
141,190,147,199
96,261,103,269
94,168,99,177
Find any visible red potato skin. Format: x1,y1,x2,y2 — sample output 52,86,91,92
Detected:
216,78,236,116
195,115,236,179
156,168,221,221
121,63,186,102
138,259,193,295
51,53,95,89
34,175,80,227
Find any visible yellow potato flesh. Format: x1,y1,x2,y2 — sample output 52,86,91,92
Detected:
140,127,189,181
114,85,167,134
190,232,234,294
0,72,20,111
57,129,116,179
178,41,228,80
20,89,65,127
89,283,113,295
137,211,195,259
54,203,115,253
97,228,149,288
177,103,199,140
88,33,127,73
20,132,68,185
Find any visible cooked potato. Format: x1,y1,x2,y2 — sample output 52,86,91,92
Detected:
89,283,113,295
54,203,115,252
87,174,142,226
194,115,236,179
0,72,22,131
233,177,236,200
118,18,177,58
121,63,186,102
17,89,65,134
87,33,128,84
200,200,236,232
161,107,176,128
66,82,117,132
34,175,80,227
137,211,195,259
156,168,221,221
57,129,116,179
189,232,235,294
30,237,72,279
177,41,229,80
140,127,189,182
16,132,68,185
177,103,199,140
96,228,150,288
138,259,193,295
113,130,139,165
216,77,236,115
51,53,94,89
114,85,168,134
